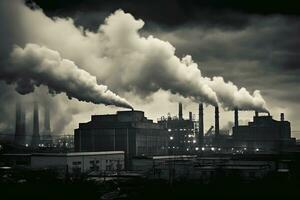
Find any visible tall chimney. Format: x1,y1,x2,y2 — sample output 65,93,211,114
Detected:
31,101,40,147
255,111,259,117
14,101,22,144
14,101,26,145
189,112,192,121
44,106,51,132
198,103,204,145
234,108,239,127
215,106,219,137
179,102,183,120
20,107,26,143
280,113,284,121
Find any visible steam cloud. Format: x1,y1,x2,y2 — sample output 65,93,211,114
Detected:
2,43,132,109
0,0,267,112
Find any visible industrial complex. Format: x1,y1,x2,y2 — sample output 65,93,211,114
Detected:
0,100,299,186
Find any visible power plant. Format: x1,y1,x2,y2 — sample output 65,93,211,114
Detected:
10,100,297,155
157,102,296,153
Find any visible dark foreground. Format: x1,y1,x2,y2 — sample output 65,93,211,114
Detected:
1,169,300,200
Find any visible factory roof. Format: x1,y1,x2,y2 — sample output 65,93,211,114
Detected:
32,151,125,157
1,151,125,157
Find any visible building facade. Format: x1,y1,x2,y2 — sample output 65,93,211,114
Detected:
31,151,124,173
232,113,296,152
74,111,168,159
0,151,125,174
158,103,197,154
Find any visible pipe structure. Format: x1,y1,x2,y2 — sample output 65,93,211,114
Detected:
234,108,239,128
198,103,204,145
179,102,183,120
215,106,219,137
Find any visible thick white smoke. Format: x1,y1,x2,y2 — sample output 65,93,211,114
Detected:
2,43,132,109
0,0,267,112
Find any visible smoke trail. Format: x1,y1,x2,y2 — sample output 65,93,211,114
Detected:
0,1,268,112
1,43,132,109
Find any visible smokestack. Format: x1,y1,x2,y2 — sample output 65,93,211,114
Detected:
44,106,51,132
189,112,192,121
280,113,284,121
179,102,183,120
20,107,26,141
255,111,259,117
215,106,219,137
234,108,239,127
31,101,40,147
198,103,204,145
14,101,21,144
14,101,26,145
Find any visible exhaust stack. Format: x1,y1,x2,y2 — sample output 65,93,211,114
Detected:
44,106,51,132
179,102,183,120
198,103,204,145
189,112,192,121
234,108,239,127
215,106,219,137
280,113,284,121
31,101,40,147
14,101,26,145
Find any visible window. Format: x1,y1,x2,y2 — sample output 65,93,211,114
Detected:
72,161,81,165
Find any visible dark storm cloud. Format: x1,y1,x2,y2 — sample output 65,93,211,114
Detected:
151,15,300,75
31,0,300,31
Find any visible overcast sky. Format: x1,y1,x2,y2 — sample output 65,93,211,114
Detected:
1,0,300,138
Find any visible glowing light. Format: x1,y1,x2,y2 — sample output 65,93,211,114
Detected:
195,147,199,151
170,136,174,140
201,147,205,151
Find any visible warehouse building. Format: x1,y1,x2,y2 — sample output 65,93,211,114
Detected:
1,151,125,174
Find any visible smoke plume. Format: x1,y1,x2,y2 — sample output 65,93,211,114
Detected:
0,0,269,134
1,43,132,109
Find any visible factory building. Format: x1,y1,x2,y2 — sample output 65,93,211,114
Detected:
232,112,296,152
74,111,168,160
0,151,125,174
158,103,197,153
31,151,124,173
